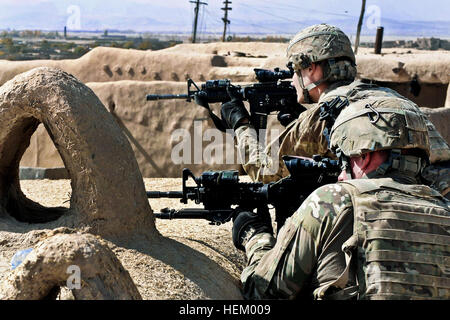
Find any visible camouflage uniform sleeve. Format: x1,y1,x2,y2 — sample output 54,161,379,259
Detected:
235,124,287,183
423,119,450,198
278,103,335,161
425,117,450,163
240,184,353,299
235,104,334,184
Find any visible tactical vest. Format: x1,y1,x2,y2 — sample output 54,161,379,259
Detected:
330,178,450,300
318,81,450,164
318,80,427,108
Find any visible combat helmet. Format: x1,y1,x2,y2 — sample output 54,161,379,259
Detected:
287,24,357,102
329,96,431,176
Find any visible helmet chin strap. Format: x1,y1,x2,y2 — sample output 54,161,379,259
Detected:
371,149,426,178
335,148,353,179
297,70,328,104
297,72,312,103
338,149,427,180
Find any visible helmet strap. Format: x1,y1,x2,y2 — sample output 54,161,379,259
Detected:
337,149,426,180
296,72,311,103
369,149,426,178
335,148,352,179
296,61,330,104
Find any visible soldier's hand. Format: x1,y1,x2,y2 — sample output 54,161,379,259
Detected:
277,102,305,127
232,209,273,251
277,111,297,127
220,85,250,130
193,92,210,109
220,101,250,130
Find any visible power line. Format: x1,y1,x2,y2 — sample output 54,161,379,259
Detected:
198,2,207,41
239,3,304,24
204,8,225,39
255,0,355,18
231,18,289,34
205,8,224,28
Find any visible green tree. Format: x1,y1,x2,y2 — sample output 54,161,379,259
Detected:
74,46,88,56
137,40,152,50
1,37,13,46
40,40,50,51
123,41,135,49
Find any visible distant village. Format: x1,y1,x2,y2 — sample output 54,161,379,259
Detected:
361,37,450,51
0,29,449,61
0,30,183,61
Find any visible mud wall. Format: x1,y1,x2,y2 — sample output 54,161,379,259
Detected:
0,68,244,300
0,68,155,237
0,44,447,177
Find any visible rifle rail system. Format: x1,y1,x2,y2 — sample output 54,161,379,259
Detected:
147,156,341,233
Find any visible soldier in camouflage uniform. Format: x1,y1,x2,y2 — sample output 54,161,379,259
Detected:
219,24,450,198
231,93,450,300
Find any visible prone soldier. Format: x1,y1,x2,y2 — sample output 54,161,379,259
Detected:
231,92,450,300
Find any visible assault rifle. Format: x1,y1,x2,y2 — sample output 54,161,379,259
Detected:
147,155,341,233
146,66,305,131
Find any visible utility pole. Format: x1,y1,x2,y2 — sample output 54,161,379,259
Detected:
190,0,208,43
374,26,384,54
221,0,232,42
354,0,366,54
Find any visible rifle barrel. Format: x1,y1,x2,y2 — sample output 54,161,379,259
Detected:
154,209,216,220
146,191,183,198
146,94,190,101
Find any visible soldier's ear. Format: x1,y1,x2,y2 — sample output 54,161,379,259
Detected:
310,62,324,79
350,153,372,177
361,152,372,169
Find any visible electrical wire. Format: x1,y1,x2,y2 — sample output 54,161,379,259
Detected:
198,3,206,41
254,0,356,18
231,17,292,34
239,3,306,24
204,7,224,39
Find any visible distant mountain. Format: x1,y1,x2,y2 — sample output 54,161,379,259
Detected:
218,17,450,38
0,1,448,39
52,17,449,39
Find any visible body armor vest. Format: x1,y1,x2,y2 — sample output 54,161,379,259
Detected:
318,81,450,166
338,178,450,300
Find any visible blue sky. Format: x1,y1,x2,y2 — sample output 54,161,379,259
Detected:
0,0,449,37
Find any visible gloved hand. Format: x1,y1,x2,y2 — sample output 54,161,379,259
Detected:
277,102,305,127
232,208,273,251
220,86,250,130
277,111,296,127
193,92,209,109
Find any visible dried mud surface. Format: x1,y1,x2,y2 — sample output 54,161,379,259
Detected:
2,45,446,178
0,177,249,299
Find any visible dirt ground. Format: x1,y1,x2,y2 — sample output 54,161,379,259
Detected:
0,177,251,299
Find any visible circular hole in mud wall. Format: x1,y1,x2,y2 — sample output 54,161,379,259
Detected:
8,123,70,224
20,179,71,210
